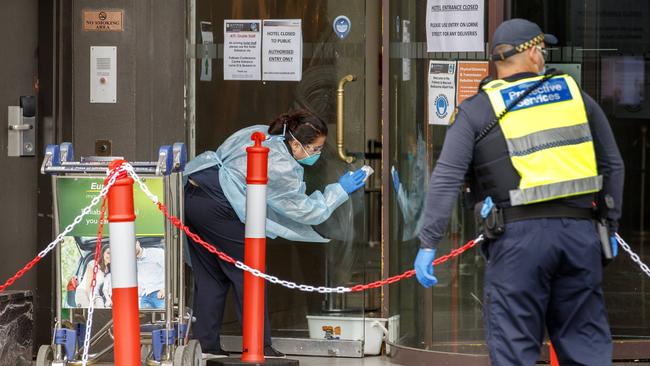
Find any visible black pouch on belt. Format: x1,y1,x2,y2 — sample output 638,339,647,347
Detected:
597,219,614,266
474,200,505,241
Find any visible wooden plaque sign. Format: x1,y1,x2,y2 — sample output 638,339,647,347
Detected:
83,10,123,32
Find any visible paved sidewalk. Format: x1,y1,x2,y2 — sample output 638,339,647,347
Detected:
32,356,650,365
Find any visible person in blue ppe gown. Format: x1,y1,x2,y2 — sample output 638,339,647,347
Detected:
415,19,624,365
183,108,367,359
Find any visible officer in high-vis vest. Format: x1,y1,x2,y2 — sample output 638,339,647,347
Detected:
415,18,624,365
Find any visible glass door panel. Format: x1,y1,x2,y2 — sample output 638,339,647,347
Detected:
388,0,650,361
387,0,490,357
190,0,381,349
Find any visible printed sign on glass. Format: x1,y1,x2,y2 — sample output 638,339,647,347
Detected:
428,60,457,125
262,19,303,81
426,0,484,52
456,61,489,104
224,20,262,80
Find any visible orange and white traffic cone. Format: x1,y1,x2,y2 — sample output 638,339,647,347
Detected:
107,160,141,366
241,132,269,363
550,341,560,366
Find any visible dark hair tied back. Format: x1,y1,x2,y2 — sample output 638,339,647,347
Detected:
268,108,328,145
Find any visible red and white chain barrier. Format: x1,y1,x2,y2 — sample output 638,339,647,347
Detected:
5,162,650,301
81,195,108,366
616,233,650,278
124,164,482,294
0,167,124,294
3,161,650,366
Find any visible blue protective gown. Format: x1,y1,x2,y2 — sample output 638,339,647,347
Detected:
184,125,349,242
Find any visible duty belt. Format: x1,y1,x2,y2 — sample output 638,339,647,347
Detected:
502,202,593,223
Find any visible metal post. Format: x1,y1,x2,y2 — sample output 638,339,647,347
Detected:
163,173,174,356
107,160,141,366
52,176,63,361
177,171,187,344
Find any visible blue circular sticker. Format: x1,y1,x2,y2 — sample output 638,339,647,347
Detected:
435,94,449,119
333,15,351,39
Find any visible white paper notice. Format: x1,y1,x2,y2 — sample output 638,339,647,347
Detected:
262,19,302,81
224,20,261,80
428,60,456,125
426,0,484,52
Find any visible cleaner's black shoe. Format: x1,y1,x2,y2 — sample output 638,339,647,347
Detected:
263,345,286,359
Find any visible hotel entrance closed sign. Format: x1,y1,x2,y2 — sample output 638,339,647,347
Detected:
83,10,123,32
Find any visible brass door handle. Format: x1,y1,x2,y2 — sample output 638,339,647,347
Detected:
337,74,356,164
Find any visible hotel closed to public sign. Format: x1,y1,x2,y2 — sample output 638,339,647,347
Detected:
83,10,123,32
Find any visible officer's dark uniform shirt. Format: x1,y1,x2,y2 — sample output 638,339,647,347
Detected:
418,72,625,249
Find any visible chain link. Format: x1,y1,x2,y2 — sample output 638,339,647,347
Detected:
81,195,109,366
234,260,352,293
0,167,123,294
616,233,650,278
124,165,160,204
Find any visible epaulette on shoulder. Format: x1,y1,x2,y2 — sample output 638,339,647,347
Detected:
478,76,493,90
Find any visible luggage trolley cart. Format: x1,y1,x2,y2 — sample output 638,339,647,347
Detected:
37,142,200,365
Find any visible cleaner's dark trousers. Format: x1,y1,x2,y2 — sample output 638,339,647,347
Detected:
185,167,272,354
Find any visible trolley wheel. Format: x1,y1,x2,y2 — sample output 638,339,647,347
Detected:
141,343,152,366
173,340,202,366
36,345,54,366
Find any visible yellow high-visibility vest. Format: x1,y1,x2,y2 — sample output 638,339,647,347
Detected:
482,74,602,206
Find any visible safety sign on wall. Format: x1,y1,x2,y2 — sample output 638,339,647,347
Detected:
426,0,484,52
262,19,302,81
456,61,489,105
428,60,456,125
83,10,123,32
224,20,262,80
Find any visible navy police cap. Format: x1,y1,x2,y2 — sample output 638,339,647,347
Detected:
491,18,557,61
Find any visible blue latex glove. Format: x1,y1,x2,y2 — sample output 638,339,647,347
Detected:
610,235,618,258
414,248,438,288
391,166,400,192
338,169,367,195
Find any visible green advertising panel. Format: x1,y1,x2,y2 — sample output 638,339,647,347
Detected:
56,176,166,310
56,176,165,236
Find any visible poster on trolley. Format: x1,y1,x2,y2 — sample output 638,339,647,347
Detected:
56,176,166,310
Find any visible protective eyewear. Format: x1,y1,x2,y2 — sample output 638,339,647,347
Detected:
535,45,548,61
305,144,324,154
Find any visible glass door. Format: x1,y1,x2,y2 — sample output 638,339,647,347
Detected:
188,0,382,354
386,0,650,363
387,0,490,360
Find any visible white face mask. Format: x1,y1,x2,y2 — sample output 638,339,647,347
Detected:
535,46,547,75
